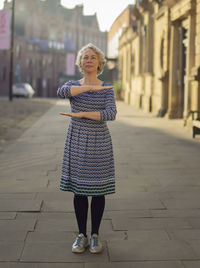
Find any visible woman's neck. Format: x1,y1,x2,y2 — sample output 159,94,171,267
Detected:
81,74,101,85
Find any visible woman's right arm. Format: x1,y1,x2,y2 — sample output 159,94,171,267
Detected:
57,80,90,99
57,80,113,99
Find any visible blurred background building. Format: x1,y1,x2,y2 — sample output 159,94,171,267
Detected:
118,0,200,121
0,0,107,97
1,0,200,124
107,4,134,82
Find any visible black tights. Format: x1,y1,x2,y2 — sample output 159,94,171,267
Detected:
73,195,105,237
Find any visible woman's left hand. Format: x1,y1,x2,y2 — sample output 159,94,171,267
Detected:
59,112,83,118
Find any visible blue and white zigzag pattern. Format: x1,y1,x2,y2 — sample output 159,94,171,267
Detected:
57,80,117,196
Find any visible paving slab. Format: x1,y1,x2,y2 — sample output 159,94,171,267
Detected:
16,211,74,220
35,218,113,233
160,186,200,193
85,261,184,268
41,200,74,212
26,231,76,243
126,230,170,241
187,240,200,257
0,199,42,212
103,209,152,219
151,209,200,218
111,217,192,230
168,230,200,240
16,212,39,219
37,212,75,220
182,261,200,268
0,242,24,261
0,229,27,242
167,177,200,186
0,219,36,232
0,169,48,179
34,218,77,232
188,219,200,229
170,191,200,199
0,194,36,199
0,264,83,268
0,179,48,193
162,199,200,209
21,241,108,262
105,199,165,211
107,239,198,261
0,212,16,219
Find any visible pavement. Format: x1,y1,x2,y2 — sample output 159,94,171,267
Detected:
0,99,200,268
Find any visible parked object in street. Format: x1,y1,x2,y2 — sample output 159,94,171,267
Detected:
190,110,200,138
12,83,35,98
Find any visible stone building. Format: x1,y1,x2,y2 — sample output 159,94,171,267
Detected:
119,0,200,121
0,0,107,97
107,5,134,82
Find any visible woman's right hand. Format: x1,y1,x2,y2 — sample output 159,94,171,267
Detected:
89,85,113,92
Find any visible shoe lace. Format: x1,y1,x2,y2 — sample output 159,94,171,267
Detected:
75,236,83,246
92,236,98,247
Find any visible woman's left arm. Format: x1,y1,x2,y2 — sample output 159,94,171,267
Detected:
99,88,117,121
60,88,117,121
82,89,117,121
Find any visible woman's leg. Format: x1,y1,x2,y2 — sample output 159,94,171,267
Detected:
91,195,105,235
73,195,88,237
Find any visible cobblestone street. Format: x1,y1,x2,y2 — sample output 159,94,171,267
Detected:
0,100,200,268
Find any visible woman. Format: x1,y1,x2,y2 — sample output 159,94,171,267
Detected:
57,43,117,254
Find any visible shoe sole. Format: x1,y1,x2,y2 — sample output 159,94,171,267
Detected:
72,249,85,253
72,244,89,254
89,248,103,254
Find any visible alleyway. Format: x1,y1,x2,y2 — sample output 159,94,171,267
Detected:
0,100,200,268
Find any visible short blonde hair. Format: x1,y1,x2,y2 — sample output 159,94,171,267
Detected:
75,43,106,75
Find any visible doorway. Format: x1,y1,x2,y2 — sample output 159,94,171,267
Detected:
180,26,187,117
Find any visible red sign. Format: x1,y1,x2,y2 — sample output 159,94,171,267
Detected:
0,9,11,50
66,53,75,76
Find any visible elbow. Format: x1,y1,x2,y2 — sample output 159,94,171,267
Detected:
101,108,117,121
57,88,64,99
110,108,117,121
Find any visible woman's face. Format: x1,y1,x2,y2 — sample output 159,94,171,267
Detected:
80,48,99,74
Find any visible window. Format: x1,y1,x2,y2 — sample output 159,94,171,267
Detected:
1,67,7,81
131,51,135,75
28,44,34,51
19,3,25,12
49,29,57,41
26,59,30,67
16,45,21,58
42,59,46,68
160,38,164,70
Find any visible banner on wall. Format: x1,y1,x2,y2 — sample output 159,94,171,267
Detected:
0,9,11,50
66,53,75,76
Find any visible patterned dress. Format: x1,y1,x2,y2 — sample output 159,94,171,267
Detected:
57,80,117,196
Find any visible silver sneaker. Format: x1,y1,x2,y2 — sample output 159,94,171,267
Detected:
89,234,103,254
72,233,88,253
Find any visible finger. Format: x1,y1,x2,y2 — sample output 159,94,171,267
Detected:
103,86,113,89
59,112,70,116
92,86,113,91
98,86,113,90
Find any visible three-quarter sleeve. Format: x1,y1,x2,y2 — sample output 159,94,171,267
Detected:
100,88,117,121
57,80,73,99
